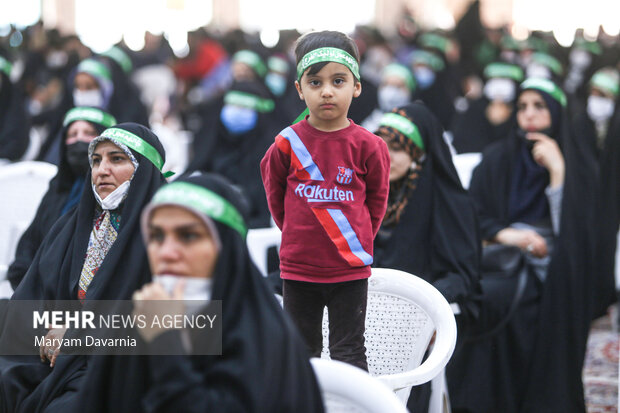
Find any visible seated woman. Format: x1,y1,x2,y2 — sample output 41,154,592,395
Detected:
0,123,169,412
449,78,599,413
372,102,481,412
75,173,324,413
7,107,116,290
373,102,480,318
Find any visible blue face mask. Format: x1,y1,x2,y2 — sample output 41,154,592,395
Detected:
265,73,287,96
414,67,436,90
220,105,258,135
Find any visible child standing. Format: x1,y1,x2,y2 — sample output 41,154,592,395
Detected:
260,31,390,370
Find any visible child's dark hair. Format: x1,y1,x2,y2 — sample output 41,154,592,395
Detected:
295,31,360,80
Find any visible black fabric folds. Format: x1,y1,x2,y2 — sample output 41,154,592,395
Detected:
74,173,325,413
0,64,30,161
0,122,167,413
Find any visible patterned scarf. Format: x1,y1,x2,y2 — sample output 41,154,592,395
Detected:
377,108,426,226
78,209,121,301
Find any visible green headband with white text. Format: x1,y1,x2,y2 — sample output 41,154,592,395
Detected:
99,127,174,178
297,47,360,81
224,91,275,113
151,181,247,238
379,112,425,151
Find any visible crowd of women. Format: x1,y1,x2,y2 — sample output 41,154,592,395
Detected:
0,2,618,412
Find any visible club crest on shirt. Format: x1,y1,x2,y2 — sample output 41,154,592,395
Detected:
336,166,354,185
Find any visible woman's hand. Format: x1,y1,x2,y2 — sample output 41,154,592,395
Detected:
495,227,548,258
39,327,67,367
132,280,185,342
527,133,565,188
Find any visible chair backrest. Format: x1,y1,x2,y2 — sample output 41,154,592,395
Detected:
0,161,57,279
310,358,409,413
322,268,457,401
451,152,482,190
246,226,282,276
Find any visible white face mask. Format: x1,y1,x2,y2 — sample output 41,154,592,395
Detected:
569,49,591,69
378,85,411,112
73,89,104,108
587,95,615,122
92,180,131,210
153,275,212,302
483,78,516,102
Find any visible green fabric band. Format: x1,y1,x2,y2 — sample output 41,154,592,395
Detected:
152,182,247,238
419,33,450,54
521,78,567,107
100,127,165,171
297,47,360,81
382,63,416,91
409,50,445,72
590,71,620,97
531,53,563,76
102,46,133,73
233,50,267,78
379,113,425,151
484,63,524,82
77,59,112,81
63,107,117,128
0,56,11,77
224,91,275,113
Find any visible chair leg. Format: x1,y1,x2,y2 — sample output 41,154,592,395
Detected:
428,369,451,413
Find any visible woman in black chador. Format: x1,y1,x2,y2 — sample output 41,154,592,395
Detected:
0,123,168,412
186,80,282,228
373,102,480,317
0,55,29,161
6,107,116,290
449,78,599,413
372,102,481,411
74,173,325,413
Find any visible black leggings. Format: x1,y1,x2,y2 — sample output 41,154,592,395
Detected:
283,278,368,371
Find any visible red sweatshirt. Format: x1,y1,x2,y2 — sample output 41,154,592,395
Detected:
260,119,390,283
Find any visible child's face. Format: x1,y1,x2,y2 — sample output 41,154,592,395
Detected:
295,62,361,131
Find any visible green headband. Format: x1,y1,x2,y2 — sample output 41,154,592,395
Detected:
409,50,445,72
521,77,567,107
379,112,425,151
484,63,524,82
382,63,416,91
99,127,173,177
224,91,275,113
574,38,602,55
77,59,111,81
63,107,116,128
531,53,563,76
419,33,451,54
0,56,11,77
591,71,620,97
233,50,267,78
297,47,360,81
152,181,247,238
102,46,133,73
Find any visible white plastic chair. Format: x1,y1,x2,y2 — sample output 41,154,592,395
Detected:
321,268,457,410
0,161,57,280
310,358,409,413
246,226,282,276
451,152,482,190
